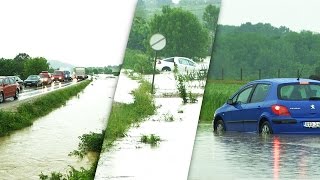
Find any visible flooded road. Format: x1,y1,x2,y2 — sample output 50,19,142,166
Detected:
95,97,200,180
95,72,203,180
188,123,320,180
0,76,117,179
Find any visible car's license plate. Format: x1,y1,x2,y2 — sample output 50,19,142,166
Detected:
304,122,320,128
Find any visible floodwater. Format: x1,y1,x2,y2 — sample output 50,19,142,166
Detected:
94,97,201,180
0,76,117,179
95,72,205,180
188,124,320,180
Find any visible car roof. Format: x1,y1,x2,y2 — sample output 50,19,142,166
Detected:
249,78,320,85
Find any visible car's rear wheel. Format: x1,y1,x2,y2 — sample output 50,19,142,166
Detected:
0,92,4,103
162,67,171,71
14,89,19,100
215,119,225,134
260,121,273,135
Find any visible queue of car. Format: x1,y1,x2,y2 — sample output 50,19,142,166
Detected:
0,70,74,103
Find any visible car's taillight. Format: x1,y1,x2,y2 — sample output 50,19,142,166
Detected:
271,105,290,116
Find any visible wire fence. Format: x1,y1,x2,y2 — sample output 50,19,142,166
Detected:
209,68,316,81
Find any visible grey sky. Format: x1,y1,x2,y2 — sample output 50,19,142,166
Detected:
218,0,320,33
0,0,137,67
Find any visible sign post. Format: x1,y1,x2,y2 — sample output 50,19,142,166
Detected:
149,33,166,94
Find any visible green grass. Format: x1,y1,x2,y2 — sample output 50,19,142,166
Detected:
103,80,156,149
39,163,97,180
199,81,245,122
140,134,161,145
69,131,105,159
0,80,91,136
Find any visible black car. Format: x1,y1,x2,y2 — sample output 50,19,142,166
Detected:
63,70,72,81
24,75,43,87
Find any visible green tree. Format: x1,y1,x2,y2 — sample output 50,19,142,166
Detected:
23,57,49,78
123,49,154,74
203,5,220,32
127,17,150,52
149,6,209,60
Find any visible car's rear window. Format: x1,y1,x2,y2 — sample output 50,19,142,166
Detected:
54,71,63,75
163,58,174,62
278,83,320,100
28,76,38,80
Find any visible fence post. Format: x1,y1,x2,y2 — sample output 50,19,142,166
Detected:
259,69,261,79
222,68,224,80
297,69,300,77
278,69,280,78
240,68,243,81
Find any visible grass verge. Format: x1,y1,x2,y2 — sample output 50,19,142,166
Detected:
103,80,156,149
0,80,91,136
199,81,244,122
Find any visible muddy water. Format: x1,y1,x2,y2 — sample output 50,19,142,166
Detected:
94,97,201,180
188,124,320,180
0,77,117,179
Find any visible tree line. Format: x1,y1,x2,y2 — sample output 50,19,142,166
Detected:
209,22,320,80
123,4,220,74
0,53,49,80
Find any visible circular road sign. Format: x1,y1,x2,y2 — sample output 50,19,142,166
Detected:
149,33,166,51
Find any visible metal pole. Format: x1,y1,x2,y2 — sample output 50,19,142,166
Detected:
240,68,243,81
151,51,157,94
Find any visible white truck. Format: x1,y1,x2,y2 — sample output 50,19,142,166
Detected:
74,67,86,80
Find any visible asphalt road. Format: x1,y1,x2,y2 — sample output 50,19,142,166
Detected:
0,80,77,111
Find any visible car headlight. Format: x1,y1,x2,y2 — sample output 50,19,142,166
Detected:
59,77,61,79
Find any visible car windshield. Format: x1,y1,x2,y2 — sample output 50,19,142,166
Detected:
27,76,38,80
279,83,320,100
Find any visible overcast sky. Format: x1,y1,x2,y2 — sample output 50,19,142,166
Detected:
218,0,320,33
0,0,137,67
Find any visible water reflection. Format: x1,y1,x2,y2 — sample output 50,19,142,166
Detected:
188,124,320,180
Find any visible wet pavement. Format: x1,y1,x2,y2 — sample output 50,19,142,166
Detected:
0,76,117,179
0,80,77,109
188,123,320,180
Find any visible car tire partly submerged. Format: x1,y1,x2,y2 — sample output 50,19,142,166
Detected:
14,89,19,100
0,92,4,103
215,119,225,134
260,121,273,135
162,67,171,71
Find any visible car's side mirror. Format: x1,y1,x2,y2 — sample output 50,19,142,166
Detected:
227,99,234,105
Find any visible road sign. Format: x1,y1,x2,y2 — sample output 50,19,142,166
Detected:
149,33,166,51
149,33,166,94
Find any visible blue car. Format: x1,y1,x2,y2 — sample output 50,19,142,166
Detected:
213,78,320,134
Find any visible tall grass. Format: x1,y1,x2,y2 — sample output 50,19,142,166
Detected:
199,81,244,122
103,81,156,149
0,80,91,136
